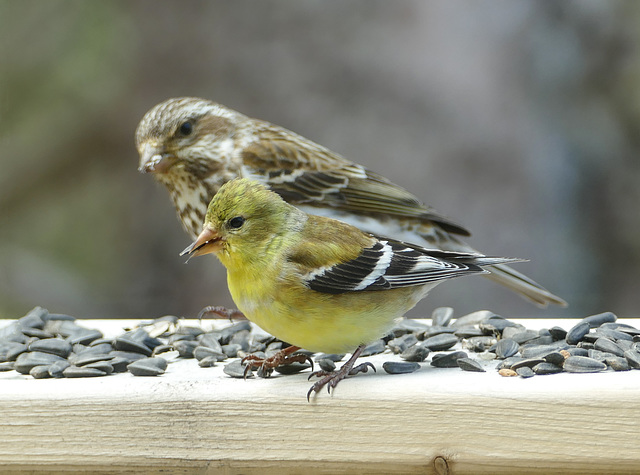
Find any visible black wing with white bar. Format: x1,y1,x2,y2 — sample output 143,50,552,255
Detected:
305,239,522,295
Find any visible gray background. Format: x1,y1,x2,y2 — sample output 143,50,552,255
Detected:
1,1,638,320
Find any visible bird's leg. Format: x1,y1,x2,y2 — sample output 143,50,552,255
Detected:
241,345,313,378
197,306,247,322
307,344,375,401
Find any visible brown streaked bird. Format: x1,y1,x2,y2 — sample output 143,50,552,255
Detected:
136,97,566,307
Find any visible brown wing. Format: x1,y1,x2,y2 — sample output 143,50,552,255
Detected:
241,122,471,236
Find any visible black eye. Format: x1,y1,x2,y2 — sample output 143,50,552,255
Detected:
228,216,245,229
178,120,193,136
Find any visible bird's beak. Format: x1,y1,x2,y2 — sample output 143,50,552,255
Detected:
138,143,177,174
180,227,224,259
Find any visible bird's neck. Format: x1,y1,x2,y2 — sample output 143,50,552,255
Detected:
158,170,219,238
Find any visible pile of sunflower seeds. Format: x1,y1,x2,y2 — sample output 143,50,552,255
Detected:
0,306,639,380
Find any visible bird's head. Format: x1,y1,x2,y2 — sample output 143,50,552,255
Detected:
180,178,304,263
135,97,244,179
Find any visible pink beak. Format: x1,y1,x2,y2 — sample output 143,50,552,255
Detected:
180,227,223,259
138,143,176,174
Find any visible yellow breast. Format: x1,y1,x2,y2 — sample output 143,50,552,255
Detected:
226,265,429,353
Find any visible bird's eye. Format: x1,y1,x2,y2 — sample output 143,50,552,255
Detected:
228,216,245,229
178,121,193,137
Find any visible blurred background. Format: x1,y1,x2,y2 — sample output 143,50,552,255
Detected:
1,1,638,320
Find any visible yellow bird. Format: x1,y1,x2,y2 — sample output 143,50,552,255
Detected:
181,178,522,398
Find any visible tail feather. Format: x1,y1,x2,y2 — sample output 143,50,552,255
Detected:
483,263,568,308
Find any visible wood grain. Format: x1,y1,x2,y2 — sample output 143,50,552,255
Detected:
1,319,639,474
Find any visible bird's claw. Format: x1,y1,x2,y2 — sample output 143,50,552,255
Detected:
241,346,312,379
306,361,376,401
196,306,246,322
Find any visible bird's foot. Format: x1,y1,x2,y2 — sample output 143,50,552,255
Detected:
241,345,313,378
197,306,246,322
306,344,374,401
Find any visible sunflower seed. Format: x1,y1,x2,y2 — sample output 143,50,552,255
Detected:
566,322,591,345
595,328,633,342
543,351,566,366
521,342,569,359
0,362,15,371
198,333,223,351
382,361,420,374
453,327,485,338
224,359,252,378
22,328,53,339
222,343,243,358
63,366,107,378
14,351,66,374
79,343,112,355
5,343,28,361
127,357,167,376
84,361,114,375
29,365,52,379
563,356,607,373
0,323,28,344
400,344,429,362
360,339,386,356
194,346,226,361
430,351,467,368
219,321,252,345
501,325,528,340
525,336,554,346
109,350,146,363
230,330,251,352
577,341,594,350
431,307,454,327
42,313,75,322
72,353,114,367
587,349,609,362
113,336,152,356
480,316,518,334
391,319,430,337
451,310,496,328
594,338,624,357
605,356,630,371
495,339,519,359
624,350,640,369
174,325,204,339
511,358,545,370
316,358,336,372
18,311,45,330
152,344,174,356
464,336,495,352
581,312,617,328
109,357,131,373
423,326,456,337
48,360,71,378
548,326,568,341
516,366,535,378
172,339,198,358
198,356,218,368
533,362,563,375
314,353,345,362
496,356,524,370
274,362,311,375
388,334,418,354
457,358,485,372
67,329,103,346
567,347,589,357
422,333,459,351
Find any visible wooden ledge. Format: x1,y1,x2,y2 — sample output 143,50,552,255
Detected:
1,319,639,474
